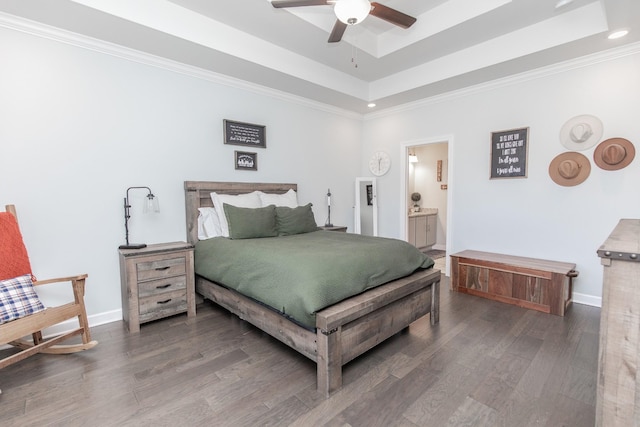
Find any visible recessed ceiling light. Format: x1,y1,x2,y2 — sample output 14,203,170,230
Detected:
608,29,629,40
555,0,574,9
367,103,376,108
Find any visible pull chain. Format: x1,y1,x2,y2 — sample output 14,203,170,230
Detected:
351,45,358,68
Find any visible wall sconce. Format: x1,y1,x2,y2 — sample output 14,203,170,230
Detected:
119,186,159,250
437,160,443,182
409,151,418,163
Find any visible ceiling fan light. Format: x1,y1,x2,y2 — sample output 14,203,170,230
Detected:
334,0,371,26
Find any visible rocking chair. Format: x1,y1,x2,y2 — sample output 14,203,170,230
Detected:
0,204,97,393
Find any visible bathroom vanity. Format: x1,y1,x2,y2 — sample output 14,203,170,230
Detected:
408,209,437,249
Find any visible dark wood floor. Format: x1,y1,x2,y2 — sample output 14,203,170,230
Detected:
0,274,600,426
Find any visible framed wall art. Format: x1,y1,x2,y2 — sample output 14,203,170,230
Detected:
490,127,529,179
224,119,266,148
235,151,257,171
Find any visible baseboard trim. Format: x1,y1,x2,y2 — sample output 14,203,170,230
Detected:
572,292,602,308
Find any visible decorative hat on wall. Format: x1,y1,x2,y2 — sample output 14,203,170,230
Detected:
593,137,635,171
549,152,591,186
559,114,603,151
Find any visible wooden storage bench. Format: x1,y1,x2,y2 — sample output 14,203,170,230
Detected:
450,250,578,316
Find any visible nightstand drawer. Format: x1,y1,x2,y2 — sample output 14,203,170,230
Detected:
139,289,188,322
138,276,187,298
136,256,186,282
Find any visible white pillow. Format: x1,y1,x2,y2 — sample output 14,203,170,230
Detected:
210,191,262,237
197,207,222,240
258,189,298,208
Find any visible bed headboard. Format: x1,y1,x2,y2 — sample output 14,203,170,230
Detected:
184,181,298,245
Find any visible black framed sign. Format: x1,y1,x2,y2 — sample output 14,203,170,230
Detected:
234,151,257,171
490,127,529,179
224,119,266,148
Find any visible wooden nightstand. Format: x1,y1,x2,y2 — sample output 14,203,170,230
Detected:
119,242,195,333
319,225,347,232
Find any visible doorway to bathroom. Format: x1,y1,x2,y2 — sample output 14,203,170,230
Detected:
401,137,453,275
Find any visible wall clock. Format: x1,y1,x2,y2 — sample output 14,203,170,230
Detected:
369,151,391,176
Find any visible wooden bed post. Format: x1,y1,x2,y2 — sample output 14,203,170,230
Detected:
317,326,342,397
431,280,440,325
184,185,200,245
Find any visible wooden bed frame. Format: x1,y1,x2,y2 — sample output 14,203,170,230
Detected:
184,181,440,396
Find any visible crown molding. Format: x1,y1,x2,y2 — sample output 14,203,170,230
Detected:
0,11,363,120
365,41,640,120
2,11,639,122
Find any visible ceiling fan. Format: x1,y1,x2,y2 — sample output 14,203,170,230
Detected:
271,0,417,43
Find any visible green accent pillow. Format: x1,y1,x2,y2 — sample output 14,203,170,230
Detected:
223,203,277,239
276,203,319,236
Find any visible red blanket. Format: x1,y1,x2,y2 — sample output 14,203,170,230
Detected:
0,212,33,281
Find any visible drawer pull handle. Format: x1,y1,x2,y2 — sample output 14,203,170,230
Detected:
156,284,171,289
157,299,172,305
155,266,171,271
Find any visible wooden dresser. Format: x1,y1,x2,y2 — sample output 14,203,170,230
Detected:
119,242,195,333
596,219,640,425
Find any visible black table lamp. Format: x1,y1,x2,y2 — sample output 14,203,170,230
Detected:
325,188,333,227
119,186,159,249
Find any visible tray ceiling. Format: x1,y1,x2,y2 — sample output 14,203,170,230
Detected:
1,0,638,114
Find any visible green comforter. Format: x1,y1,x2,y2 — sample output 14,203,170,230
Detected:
195,230,434,328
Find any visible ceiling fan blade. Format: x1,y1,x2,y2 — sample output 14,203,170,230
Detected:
271,0,332,8
328,19,347,43
370,2,416,28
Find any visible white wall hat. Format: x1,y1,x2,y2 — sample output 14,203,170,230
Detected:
559,114,603,150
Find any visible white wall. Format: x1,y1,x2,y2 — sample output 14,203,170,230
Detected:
363,47,640,304
0,25,362,322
